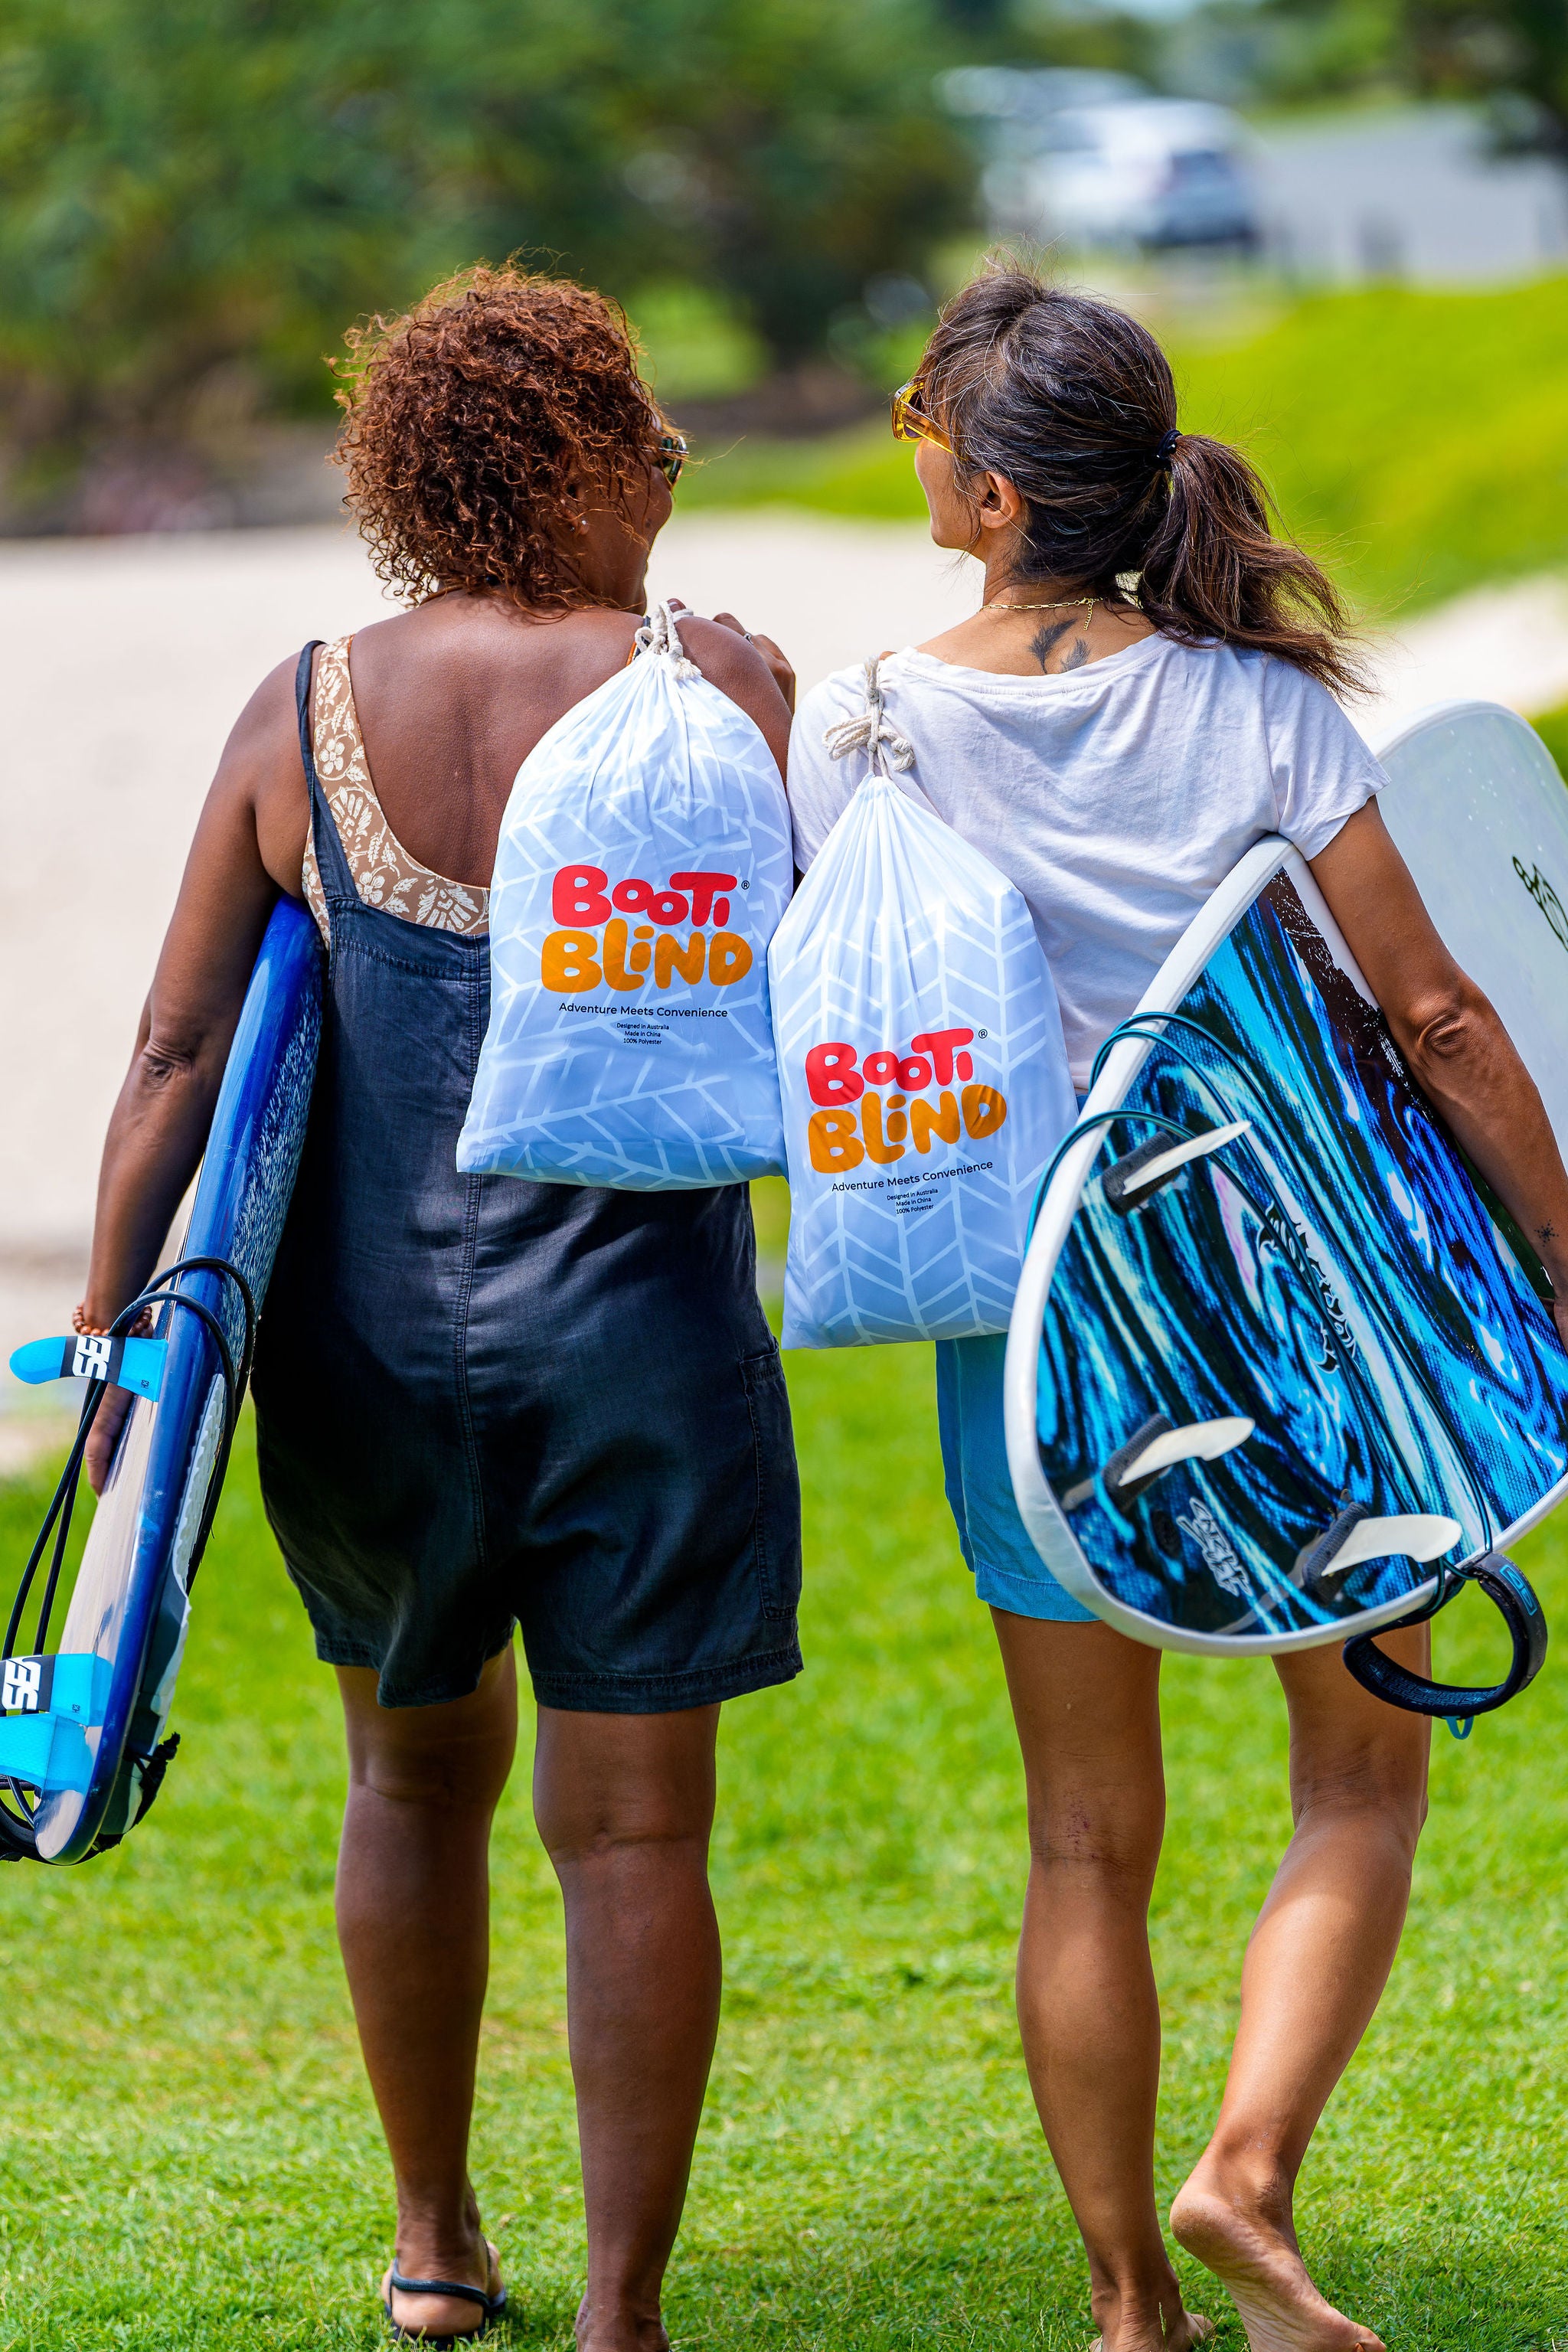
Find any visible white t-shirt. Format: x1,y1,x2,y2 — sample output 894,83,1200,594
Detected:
789,634,1386,1090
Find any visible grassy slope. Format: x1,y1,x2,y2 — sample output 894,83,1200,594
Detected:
1,1344,1566,2350
677,279,1568,625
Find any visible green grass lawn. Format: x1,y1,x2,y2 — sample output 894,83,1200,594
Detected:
2,1344,1566,2350
1530,702,1568,782
675,277,1568,630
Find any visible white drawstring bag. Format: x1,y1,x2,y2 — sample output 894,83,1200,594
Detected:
769,659,1076,1347
459,605,791,1187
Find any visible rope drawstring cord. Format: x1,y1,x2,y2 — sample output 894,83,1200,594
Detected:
635,600,700,681
822,657,914,776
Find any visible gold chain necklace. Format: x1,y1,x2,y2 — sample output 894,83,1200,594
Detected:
981,593,1096,619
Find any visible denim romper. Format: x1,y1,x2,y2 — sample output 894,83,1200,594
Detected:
252,645,803,1712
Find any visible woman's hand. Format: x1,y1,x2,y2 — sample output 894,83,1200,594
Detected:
77,1304,156,1495
712,611,795,713
658,602,794,779
665,596,796,714
1311,802,1568,1351
85,1387,135,1497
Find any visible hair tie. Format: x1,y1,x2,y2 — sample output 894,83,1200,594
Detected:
1154,428,1181,466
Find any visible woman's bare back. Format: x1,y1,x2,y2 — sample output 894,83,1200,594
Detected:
343,597,644,887
247,594,792,903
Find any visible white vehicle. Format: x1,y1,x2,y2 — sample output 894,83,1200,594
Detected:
992,98,1259,254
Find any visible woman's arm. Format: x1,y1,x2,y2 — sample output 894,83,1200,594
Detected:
83,656,306,1484
668,609,795,776
1309,800,1568,1349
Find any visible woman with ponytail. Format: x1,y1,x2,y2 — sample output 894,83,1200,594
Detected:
789,263,1568,2352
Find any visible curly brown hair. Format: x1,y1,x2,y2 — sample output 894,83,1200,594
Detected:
332,262,668,611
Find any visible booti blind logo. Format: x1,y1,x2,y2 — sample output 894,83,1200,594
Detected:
803,1027,1007,1173
543,865,754,994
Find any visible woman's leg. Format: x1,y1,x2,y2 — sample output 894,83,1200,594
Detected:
1171,1627,1432,2352
533,1702,722,2352
335,1646,519,2341
993,1611,1211,2352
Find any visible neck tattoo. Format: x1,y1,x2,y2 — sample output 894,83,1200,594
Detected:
1030,619,1094,674
1030,619,1073,670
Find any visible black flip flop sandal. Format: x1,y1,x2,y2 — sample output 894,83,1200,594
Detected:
383,2254,508,2346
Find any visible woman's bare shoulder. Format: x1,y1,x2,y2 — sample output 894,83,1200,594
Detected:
220,652,312,893
352,595,640,663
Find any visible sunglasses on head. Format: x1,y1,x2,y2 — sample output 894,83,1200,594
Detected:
890,379,952,455
657,431,688,487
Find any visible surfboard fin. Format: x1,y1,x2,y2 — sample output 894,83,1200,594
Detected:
1102,1120,1251,1214
0,1654,112,1795
1294,1503,1462,1592
8,1334,166,1401
1062,1412,1255,1511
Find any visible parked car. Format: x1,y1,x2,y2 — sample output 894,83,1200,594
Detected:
988,97,1261,254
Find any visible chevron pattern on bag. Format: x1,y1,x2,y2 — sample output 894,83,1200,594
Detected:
459,637,792,1190
769,769,1076,1348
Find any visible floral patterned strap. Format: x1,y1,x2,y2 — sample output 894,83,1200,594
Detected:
302,635,490,943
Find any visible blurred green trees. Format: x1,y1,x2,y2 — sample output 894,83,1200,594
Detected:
0,0,971,508
1173,0,1568,152
1345,0,1568,151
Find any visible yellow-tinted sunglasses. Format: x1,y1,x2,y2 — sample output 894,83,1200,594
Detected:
890,378,952,455
658,431,688,487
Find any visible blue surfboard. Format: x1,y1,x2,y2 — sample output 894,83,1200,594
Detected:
1003,838,1566,1684
3,898,320,1863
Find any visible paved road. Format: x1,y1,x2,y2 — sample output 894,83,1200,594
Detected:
3,511,1565,1426
1253,105,1568,286
0,512,981,1422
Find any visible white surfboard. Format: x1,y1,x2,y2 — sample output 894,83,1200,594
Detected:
1370,700,1568,1149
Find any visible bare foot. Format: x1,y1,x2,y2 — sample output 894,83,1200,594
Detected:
1171,2172,1383,2351
382,2235,503,2341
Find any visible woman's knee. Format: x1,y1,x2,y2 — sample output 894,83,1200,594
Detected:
1023,1776,1165,1896
337,1651,518,1814
1289,1743,1429,1860
532,1702,718,1870
1278,1641,1431,1857
990,1614,1166,1893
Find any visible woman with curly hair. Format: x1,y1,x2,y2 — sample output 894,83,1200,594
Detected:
79,264,802,2348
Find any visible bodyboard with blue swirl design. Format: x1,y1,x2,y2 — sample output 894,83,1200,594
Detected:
1004,838,1568,1656
30,899,321,1860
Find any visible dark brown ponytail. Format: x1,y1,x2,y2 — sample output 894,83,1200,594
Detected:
917,262,1367,698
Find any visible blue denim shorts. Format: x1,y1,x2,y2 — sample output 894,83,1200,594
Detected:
935,1331,1095,1625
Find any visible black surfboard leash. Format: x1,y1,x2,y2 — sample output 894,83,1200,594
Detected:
0,1255,256,1863
1340,1554,1547,1723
